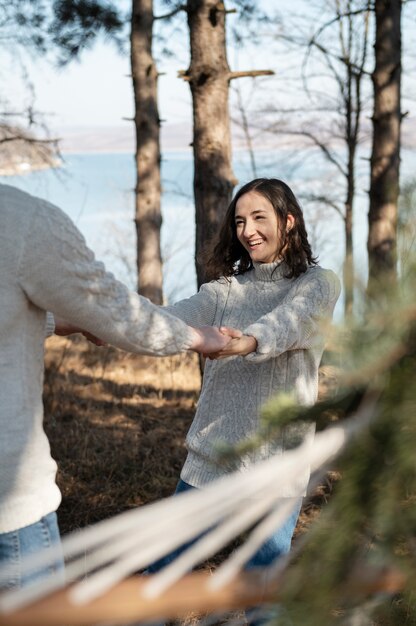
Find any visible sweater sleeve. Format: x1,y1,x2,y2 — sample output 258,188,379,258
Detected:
163,282,219,327
18,200,194,356
243,268,341,363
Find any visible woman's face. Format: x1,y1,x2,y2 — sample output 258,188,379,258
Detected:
234,191,293,264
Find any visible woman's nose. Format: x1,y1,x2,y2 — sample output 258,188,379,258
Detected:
243,220,256,238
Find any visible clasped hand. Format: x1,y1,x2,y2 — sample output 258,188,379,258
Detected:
54,317,257,358
204,326,257,360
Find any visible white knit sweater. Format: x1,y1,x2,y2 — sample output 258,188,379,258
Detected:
165,261,341,494
0,184,194,533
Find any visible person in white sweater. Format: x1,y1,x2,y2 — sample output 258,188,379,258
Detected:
149,179,341,603
0,183,238,591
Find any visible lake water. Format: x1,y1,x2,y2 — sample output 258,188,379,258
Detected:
2,148,415,320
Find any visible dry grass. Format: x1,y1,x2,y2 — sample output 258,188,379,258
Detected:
44,335,200,533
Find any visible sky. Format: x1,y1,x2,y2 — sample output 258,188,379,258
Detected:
33,42,135,128
11,39,163,130
6,1,416,149
24,38,196,130
7,0,286,133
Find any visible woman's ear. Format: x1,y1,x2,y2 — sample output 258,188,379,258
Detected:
286,214,295,233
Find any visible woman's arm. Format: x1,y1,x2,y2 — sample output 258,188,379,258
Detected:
243,268,340,362
163,281,220,327
211,268,340,362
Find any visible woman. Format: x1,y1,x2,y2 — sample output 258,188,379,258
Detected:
154,178,340,576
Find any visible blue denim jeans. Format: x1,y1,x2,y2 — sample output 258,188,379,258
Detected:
0,512,65,590
147,480,301,626
148,479,301,596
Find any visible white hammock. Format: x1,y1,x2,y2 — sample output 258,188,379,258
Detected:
0,399,375,619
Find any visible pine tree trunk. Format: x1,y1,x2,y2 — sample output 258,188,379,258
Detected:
344,179,354,318
185,0,237,287
344,60,355,319
367,0,401,293
131,0,163,304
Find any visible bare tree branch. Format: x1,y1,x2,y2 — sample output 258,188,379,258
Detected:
311,4,375,44
264,127,348,178
301,193,346,220
231,81,258,178
154,4,186,20
229,70,275,80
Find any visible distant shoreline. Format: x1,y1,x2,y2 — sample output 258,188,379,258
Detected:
54,118,416,156
0,159,62,177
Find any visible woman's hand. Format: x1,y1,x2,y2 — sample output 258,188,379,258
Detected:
190,326,242,354
206,331,257,360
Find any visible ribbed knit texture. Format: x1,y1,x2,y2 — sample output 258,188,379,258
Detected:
165,261,341,495
0,184,194,533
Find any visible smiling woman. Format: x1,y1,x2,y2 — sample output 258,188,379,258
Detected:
147,177,341,625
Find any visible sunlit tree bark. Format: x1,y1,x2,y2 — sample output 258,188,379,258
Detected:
131,0,163,304
183,0,272,287
367,0,402,293
183,0,237,287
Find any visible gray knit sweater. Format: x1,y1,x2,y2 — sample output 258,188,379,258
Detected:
165,262,341,493
0,184,195,534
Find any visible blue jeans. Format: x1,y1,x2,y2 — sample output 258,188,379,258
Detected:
147,480,301,626
0,512,64,590
150,479,301,571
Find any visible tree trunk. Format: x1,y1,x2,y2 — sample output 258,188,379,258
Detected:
344,175,354,318
185,0,237,287
131,0,163,304
367,0,401,294
343,48,355,319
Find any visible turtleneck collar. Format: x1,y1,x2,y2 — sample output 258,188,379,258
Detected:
252,260,288,282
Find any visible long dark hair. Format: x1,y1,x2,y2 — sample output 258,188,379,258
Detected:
204,178,318,281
